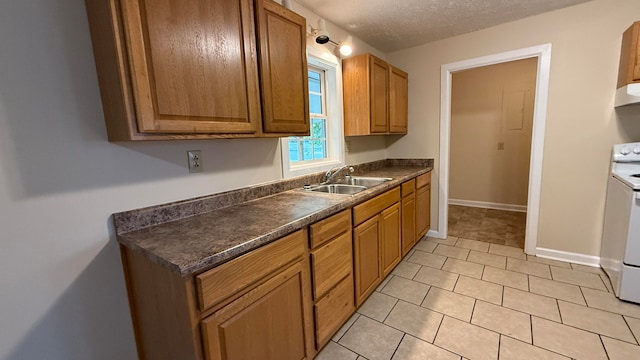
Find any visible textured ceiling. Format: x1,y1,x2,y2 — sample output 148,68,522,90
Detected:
295,0,593,52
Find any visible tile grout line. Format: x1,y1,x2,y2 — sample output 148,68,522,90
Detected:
388,333,405,360
622,315,640,345
599,334,610,360
529,314,534,345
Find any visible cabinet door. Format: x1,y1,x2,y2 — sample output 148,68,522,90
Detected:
120,0,261,134
370,55,389,133
402,192,416,256
201,260,314,360
634,24,640,82
389,65,408,134
256,0,309,134
416,184,431,240
353,216,381,307
381,203,401,277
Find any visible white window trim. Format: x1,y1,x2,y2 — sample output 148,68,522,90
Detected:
280,47,345,178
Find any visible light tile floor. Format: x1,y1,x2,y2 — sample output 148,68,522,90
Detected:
316,236,640,360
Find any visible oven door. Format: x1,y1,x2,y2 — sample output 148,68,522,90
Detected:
600,176,633,297
623,189,640,265
601,175,640,302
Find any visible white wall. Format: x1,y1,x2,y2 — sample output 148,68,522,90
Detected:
0,1,386,358
387,0,640,256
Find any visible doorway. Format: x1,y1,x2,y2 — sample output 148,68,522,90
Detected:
449,58,537,249
438,44,552,255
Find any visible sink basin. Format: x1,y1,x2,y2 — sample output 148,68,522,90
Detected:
338,176,393,188
307,184,367,195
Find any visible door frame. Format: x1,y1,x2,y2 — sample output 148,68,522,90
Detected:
438,44,552,255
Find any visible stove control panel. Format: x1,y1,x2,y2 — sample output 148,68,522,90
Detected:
613,142,640,162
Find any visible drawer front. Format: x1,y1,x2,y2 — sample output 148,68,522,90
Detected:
311,230,353,299
310,210,351,249
353,187,400,226
314,273,355,348
416,172,431,189
196,229,306,311
401,179,415,196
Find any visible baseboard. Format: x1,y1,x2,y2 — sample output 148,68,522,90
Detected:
426,229,442,239
535,247,601,267
449,199,527,212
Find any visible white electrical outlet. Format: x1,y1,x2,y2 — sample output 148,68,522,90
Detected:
187,150,202,173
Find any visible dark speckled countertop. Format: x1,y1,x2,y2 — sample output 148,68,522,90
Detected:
114,159,433,276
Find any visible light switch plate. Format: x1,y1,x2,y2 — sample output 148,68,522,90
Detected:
187,150,202,173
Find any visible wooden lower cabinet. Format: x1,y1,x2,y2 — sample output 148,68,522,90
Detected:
352,187,401,307
121,175,432,360
401,191,416,256
380,203,401,277
416,173,431,240
309,210,355,350
201,259,313,360
121,229,314,360
353,215,382,306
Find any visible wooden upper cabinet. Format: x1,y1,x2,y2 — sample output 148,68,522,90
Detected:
617,21,640,88
256,0,309,134
342,53,408,136
389,65,408,134
85,0,309,141
370,57,390,133
121,0,261,135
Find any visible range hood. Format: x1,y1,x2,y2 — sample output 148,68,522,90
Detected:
615,83,640,107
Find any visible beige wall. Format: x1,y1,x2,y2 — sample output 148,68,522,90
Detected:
450,58,537,207
387,0,640,256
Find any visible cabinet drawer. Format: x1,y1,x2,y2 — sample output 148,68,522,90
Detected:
401,179,415,196
314,273,355,348
311,231,352,299
416,172,431,189
310,210,351,249
196,229,306,311
353,187,400,226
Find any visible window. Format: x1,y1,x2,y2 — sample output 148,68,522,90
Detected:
288,68,328,163
281,48,344,178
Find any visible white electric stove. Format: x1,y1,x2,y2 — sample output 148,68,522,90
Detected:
601,142,640,303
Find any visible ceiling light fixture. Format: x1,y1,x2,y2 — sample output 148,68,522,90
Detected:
338,36,353,56
310,19,354,57
312,19,330,44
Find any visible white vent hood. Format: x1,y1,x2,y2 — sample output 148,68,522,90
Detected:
615,83,640,107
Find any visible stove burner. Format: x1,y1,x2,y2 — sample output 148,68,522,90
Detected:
632,174,640,178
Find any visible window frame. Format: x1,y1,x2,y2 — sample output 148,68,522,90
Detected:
280,47,345,178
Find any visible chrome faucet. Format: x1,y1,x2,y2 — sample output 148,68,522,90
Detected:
325,164,354,183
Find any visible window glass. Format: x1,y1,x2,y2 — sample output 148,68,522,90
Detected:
289,67,328,163
280,49,344,179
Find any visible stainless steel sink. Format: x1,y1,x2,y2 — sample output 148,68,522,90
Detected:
306,184,367,195
338,176,392,188
305,176,392,195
